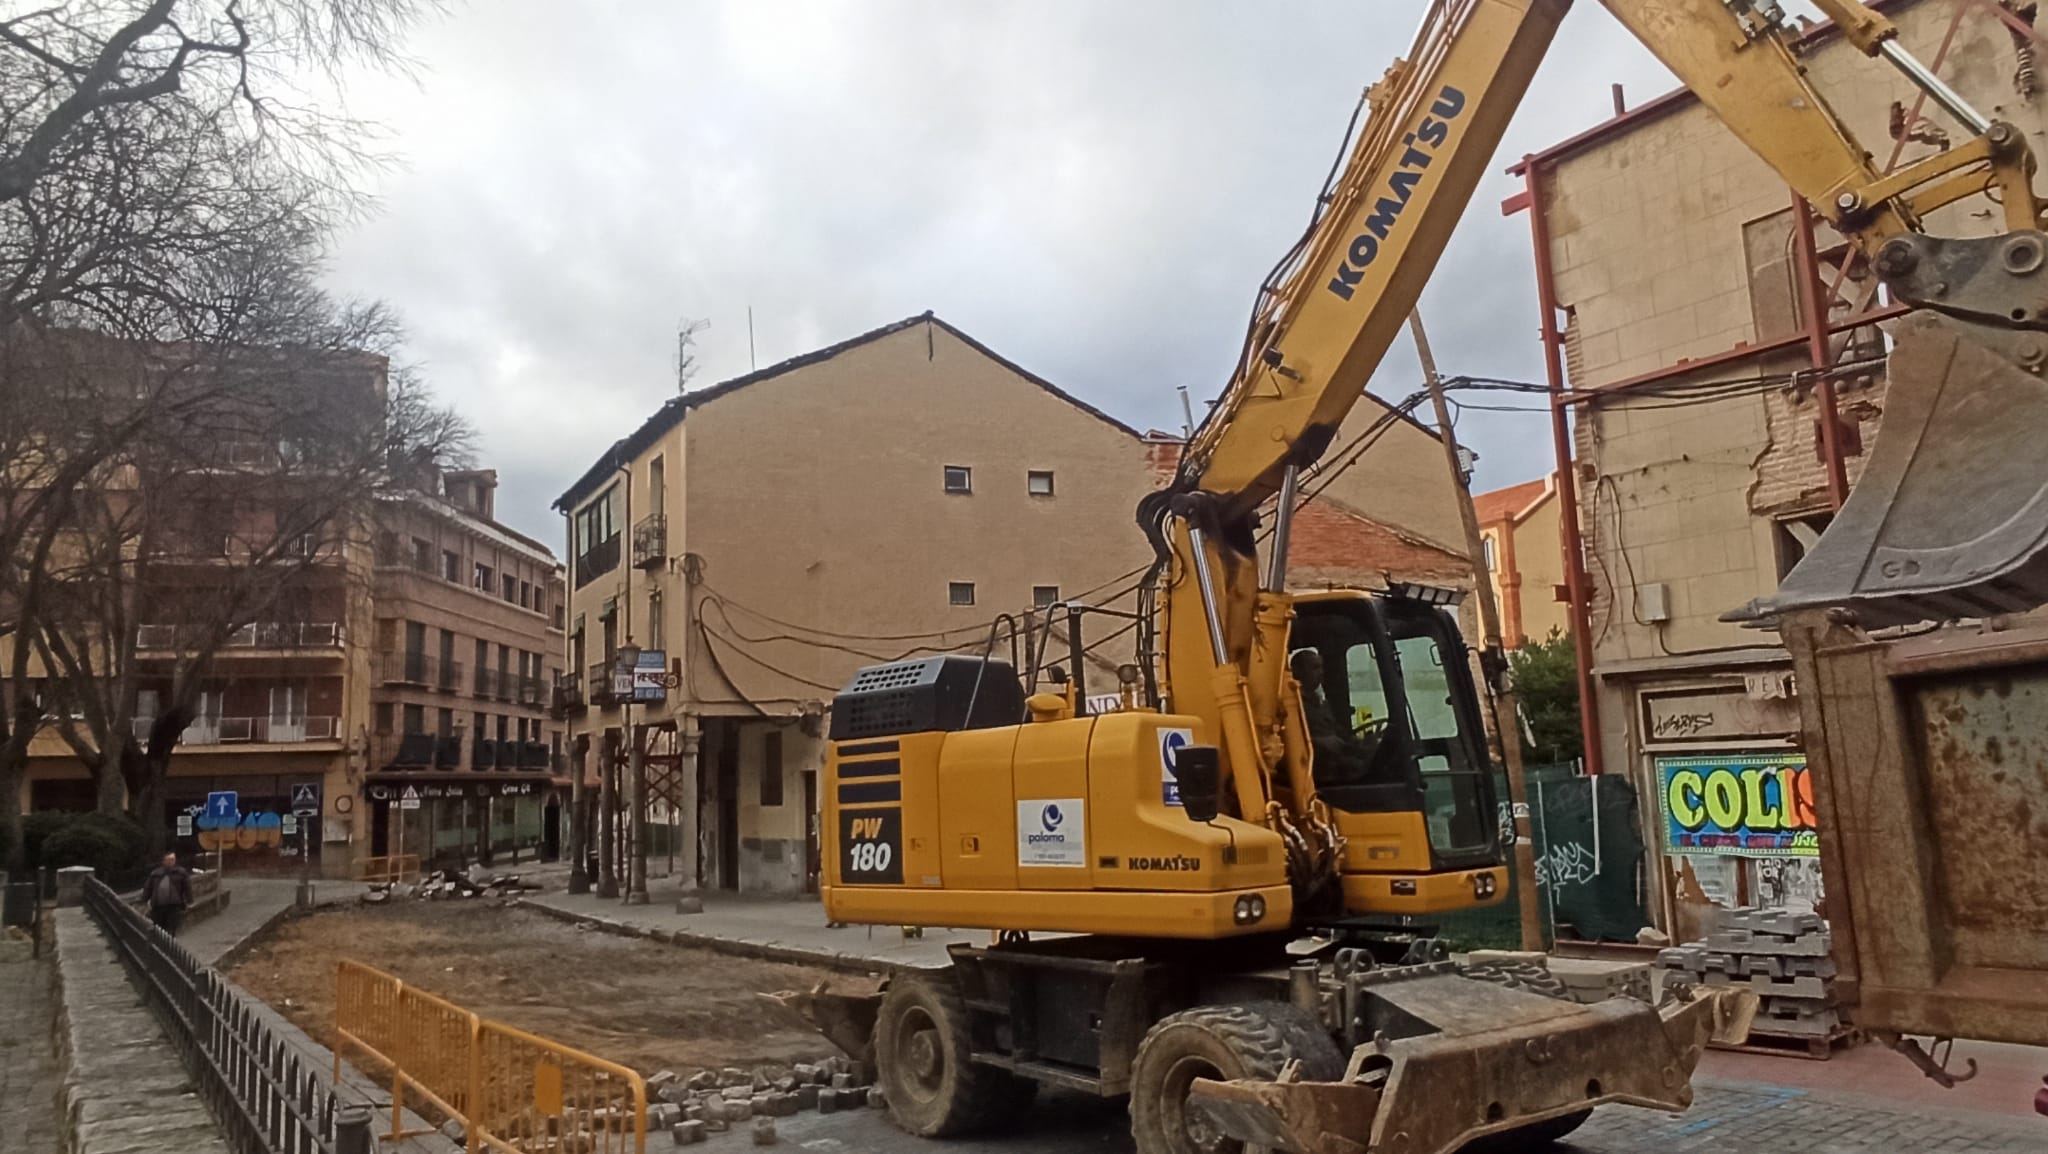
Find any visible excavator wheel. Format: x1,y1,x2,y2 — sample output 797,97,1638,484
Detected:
1455,1108,1592,1152
1130,1003,1345,1154
873,970,1035,1136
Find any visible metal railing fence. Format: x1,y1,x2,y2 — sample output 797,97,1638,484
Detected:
351,854,421,884
335,960,645,1154
82,876,367,1154
335,960,478,1146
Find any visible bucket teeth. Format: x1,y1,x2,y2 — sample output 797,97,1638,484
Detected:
1189,979,1716,1154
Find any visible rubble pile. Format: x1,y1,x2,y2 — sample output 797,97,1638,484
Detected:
359,868,545,904
1659,908,1841,1041
649,1058,875,1146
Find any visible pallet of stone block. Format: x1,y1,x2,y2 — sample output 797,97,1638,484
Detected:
1747,973,1831,1001
1751,999,1841,1036
1543,957,1653,1005
1702,926,1831,957
1733,953,1837,980
1711,1023,1861,1060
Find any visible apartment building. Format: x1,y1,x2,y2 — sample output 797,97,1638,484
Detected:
1510,0,2044,936
1473,474,1566,650
15,397,567,876
557,312,1477,896
366,469,569,868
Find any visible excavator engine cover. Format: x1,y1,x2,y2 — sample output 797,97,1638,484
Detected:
1732,233,2048,627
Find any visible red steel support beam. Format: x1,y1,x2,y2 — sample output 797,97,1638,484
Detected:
1792,192,1852,509
1507,166,1604,776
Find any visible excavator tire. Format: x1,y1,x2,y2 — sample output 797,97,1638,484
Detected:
873,970,1035,1137
1130,1003,1345,1154
1456,1108,1592,1152
1459,959,1572,1001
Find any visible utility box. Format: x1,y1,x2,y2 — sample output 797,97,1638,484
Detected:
1785,610,2048,1046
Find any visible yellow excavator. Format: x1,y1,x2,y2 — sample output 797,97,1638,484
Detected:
801,2,2048,1152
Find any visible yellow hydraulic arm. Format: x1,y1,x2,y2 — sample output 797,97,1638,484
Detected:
1151,0,2043,882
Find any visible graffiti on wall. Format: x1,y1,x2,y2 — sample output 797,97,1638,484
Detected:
1657,754,1818,857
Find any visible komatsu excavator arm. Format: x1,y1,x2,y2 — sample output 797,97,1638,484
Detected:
1149,0,2048,902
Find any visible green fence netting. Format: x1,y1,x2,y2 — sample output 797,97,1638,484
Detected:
1435,761,1650,949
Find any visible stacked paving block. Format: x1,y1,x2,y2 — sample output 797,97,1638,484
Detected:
1659,908,1841,1042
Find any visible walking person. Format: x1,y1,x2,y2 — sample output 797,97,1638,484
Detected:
143,851,191,935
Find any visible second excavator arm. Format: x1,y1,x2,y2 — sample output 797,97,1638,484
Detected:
1147,0,2048,893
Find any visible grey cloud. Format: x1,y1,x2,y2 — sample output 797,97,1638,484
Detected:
326,1,1700,543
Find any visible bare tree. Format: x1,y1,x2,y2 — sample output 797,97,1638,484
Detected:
33,312,472,848
0,0,430,866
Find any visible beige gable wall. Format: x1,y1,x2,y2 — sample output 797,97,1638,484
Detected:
1308,396,1471,558
678,318,1156,708
1538,0,2048,660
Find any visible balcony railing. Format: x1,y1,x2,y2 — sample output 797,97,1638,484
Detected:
473,666,495,699
133,715,339,745
632,513,666,569
573,534,621,590
552,673,584,716
377,651,434,686
518,741,549,771
437,660,465,693
472,738,498,770
138,621,343,652
389,732,436,768
588,662,617,707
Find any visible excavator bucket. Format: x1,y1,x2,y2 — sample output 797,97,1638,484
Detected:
1190,976,1718,1154
1727,312,2048,628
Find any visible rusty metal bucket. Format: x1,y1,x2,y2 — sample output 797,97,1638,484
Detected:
1727,309,2048,628
1190,978,1718,1154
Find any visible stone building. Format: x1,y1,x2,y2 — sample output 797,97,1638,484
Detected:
12,339,567,876
1509,0,2045,934
365,470,570,869
555,312,1475,897
1473,474,1566,650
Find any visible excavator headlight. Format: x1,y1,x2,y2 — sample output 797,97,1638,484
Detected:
1473,871,1498,898
1233,895,1266,925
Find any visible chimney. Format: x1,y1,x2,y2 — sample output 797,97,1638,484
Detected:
445,469,499,520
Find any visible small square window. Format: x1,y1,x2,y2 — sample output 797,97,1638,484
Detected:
943,465,972,494
1027,470,1055,497
948,581,976,606
1033,585,1060,608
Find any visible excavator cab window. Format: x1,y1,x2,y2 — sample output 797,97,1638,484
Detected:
1294,597,1499,869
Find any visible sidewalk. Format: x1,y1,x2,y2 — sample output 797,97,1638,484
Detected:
177,875,370,965
522,885,973,971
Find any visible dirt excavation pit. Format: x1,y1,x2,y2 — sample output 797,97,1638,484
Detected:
227,902,866,1077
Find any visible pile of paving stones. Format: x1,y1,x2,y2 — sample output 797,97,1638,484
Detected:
360,868,543,904
650,1058,879,1145
1658,907,1840,1040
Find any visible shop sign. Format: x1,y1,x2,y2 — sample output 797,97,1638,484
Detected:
1642,687,1798,744
1658,754,1817,858
632,649,669,703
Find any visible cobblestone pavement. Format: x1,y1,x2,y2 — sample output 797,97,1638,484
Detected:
695,1077,2047,1153
0,942,60,1152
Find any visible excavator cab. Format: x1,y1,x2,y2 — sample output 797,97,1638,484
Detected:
1291,591,1508,918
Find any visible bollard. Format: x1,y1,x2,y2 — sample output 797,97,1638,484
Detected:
53,866,93,908
334,1105,374,1154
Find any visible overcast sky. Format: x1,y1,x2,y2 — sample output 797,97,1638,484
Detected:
324,1,1821,545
